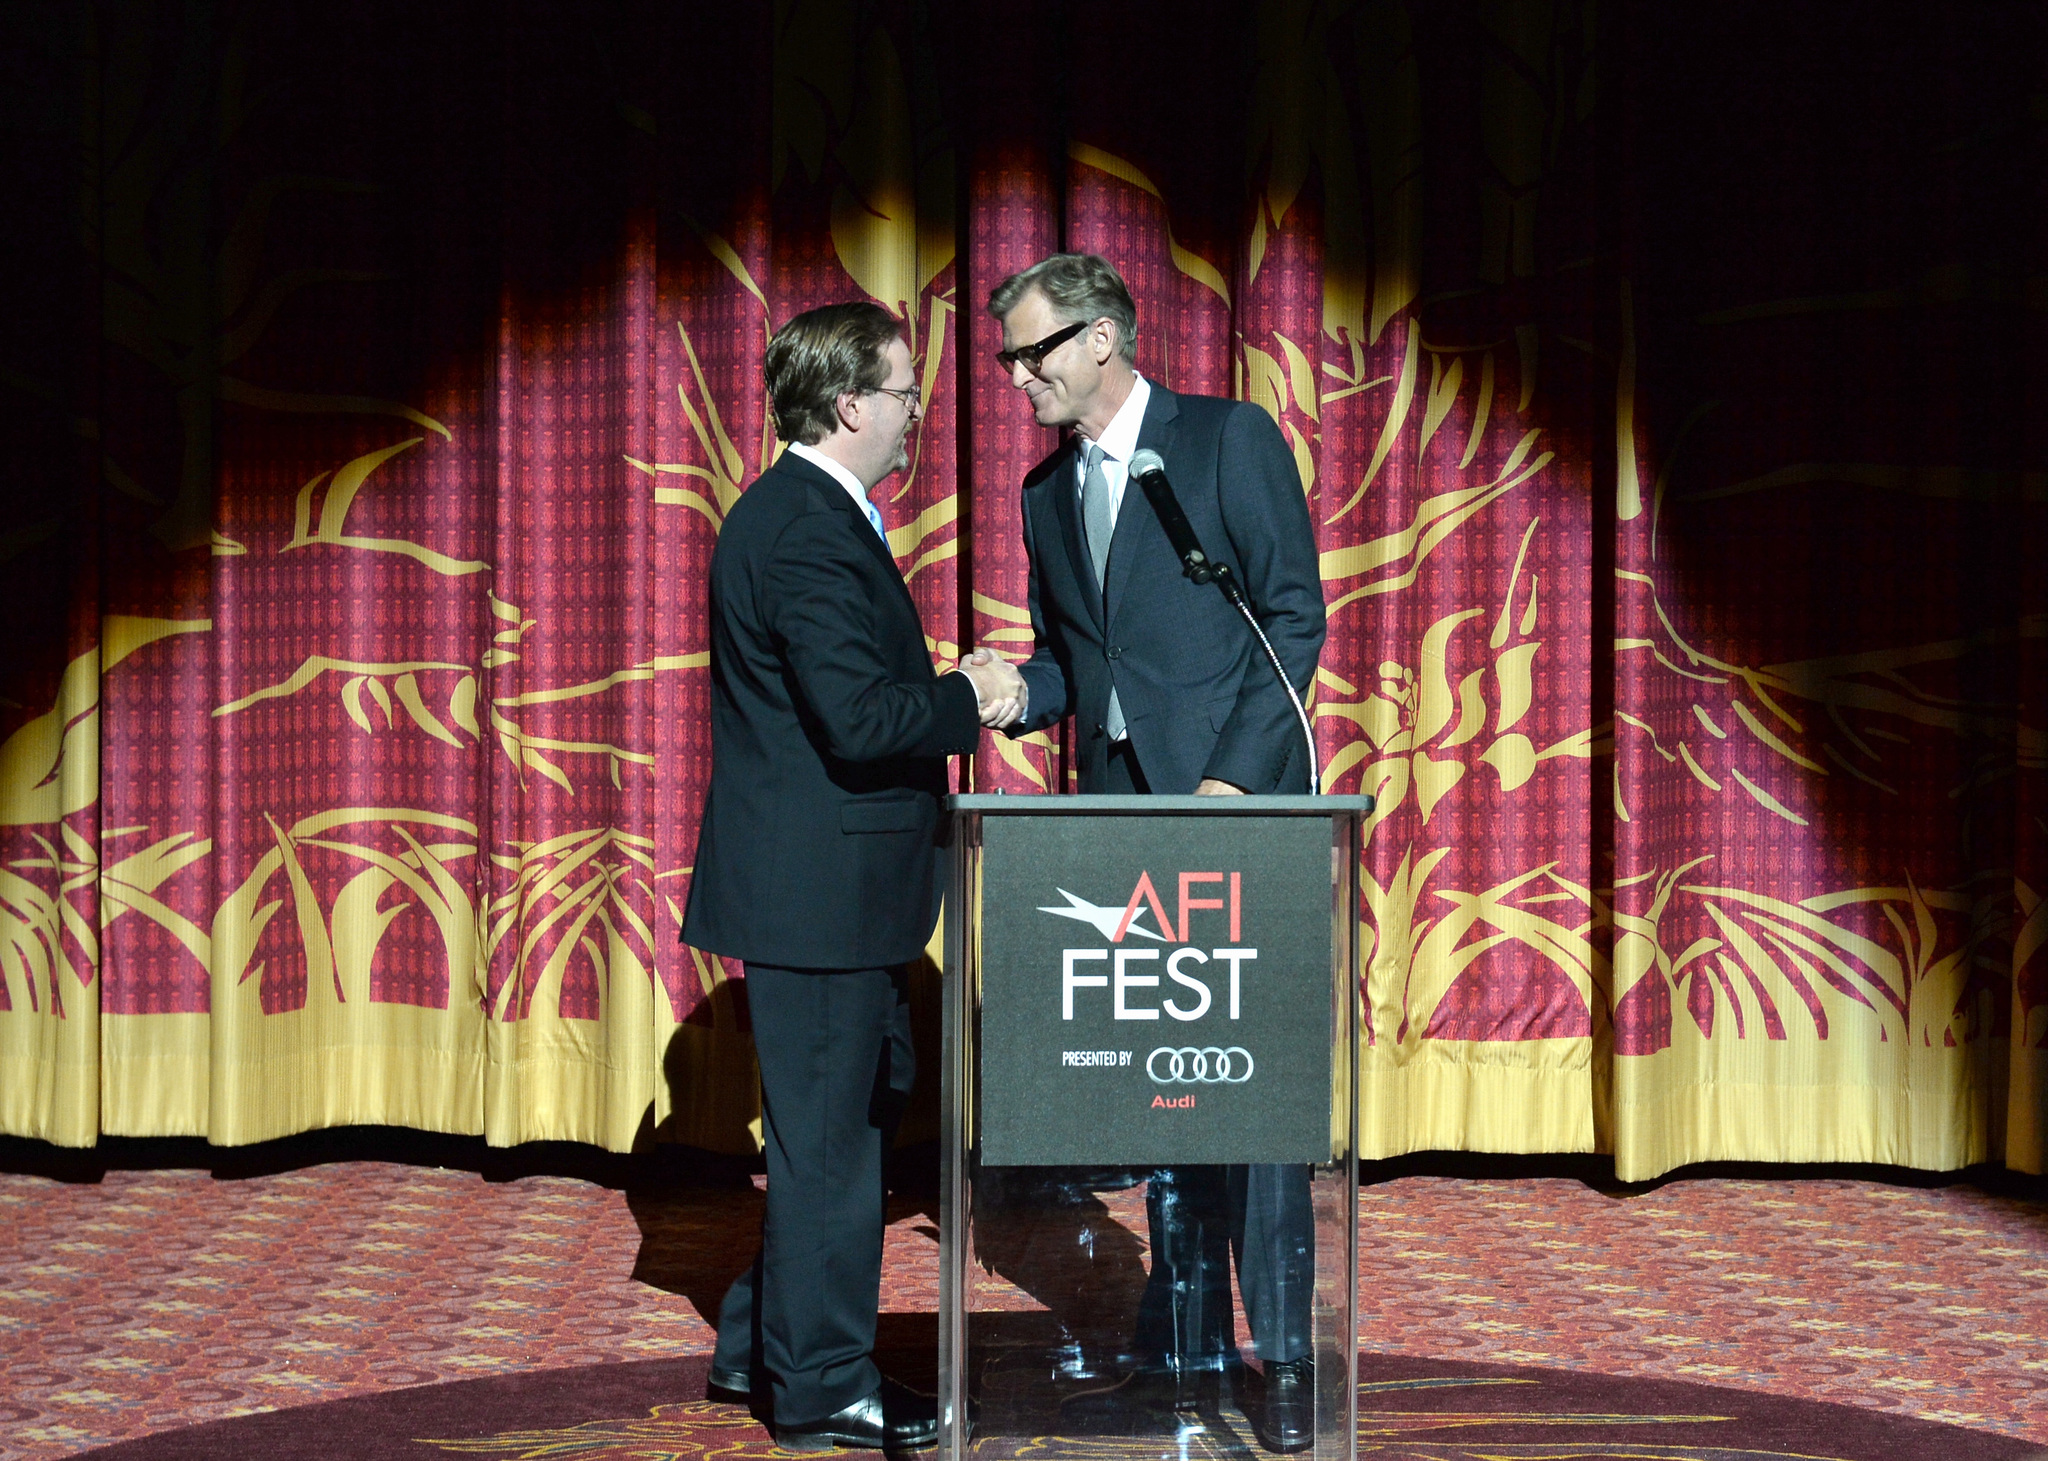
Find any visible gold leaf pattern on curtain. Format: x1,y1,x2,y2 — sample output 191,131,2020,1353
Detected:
0,3,2038,1178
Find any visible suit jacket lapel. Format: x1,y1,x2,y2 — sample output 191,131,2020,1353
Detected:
1050,441,1105,629
1106,385,1180,629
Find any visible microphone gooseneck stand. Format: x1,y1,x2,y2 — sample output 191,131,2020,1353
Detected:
1128,453,1320,794
1206,563,1321,796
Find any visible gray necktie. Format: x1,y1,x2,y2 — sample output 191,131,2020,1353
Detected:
1080,443,1126,740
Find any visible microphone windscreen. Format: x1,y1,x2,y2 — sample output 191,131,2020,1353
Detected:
1129,448,1165,478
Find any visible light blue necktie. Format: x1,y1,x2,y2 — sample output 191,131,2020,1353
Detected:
1080,443,1126,740
861,494,889,544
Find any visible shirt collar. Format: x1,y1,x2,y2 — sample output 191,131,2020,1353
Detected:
785,440,871,508
1078,373,1150,466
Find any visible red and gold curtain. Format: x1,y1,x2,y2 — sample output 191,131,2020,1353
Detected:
1,2,2041,1182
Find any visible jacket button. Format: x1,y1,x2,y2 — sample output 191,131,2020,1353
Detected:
1106,645,1121,660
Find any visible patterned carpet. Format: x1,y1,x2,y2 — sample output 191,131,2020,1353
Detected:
44,1353,2048,1461
1,1135,2045,1458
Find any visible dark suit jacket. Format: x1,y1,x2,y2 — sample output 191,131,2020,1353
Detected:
1012,386,1326,794
683,452,980,969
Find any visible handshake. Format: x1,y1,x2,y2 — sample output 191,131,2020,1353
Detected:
954,648,1026,729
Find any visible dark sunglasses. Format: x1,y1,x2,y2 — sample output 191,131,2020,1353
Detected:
995,319,1088,373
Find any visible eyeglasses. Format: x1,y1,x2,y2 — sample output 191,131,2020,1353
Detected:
867,383,921,413
996,319,1088,373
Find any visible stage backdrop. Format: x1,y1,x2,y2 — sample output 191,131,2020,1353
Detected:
0,2,2041,1181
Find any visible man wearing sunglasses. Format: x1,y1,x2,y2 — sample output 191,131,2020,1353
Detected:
684,301,1021,1453
978,254,1323,797
976,254,1326,1451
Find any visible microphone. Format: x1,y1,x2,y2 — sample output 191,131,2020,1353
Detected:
1128,449,1229,588
1124,448,1322,793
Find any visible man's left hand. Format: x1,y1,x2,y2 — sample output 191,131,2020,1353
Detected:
1194,778,1246,795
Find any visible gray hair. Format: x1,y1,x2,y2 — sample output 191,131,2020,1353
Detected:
764,301,903,446
987,253,1138,364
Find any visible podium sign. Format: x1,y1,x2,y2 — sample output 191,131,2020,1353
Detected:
941,794,1369,1461
978,814,1332,1165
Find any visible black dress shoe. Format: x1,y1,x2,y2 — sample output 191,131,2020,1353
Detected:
1254,1357,1314,1454
775,1379,937,1453
707,1363,752,1400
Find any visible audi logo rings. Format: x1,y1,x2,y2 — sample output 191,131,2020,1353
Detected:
1146,1046,1254,1084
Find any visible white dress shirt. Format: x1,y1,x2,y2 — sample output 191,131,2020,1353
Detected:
1073,372,1152,521
786,441,882,531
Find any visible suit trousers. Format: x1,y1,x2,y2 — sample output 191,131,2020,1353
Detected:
711,962,915,1423
1133,1163,1314,1366
1100,739,1316,1367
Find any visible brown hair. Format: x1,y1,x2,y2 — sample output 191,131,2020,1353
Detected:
765,301,904,445
986,253,1139,364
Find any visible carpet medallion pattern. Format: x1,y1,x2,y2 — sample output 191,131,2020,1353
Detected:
51,1354,2046,1461
1,1146,2044,1458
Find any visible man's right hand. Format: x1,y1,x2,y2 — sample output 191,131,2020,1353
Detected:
958,649,1026,728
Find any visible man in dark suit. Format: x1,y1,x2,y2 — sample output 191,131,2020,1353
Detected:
684,301,1021,1453
975,254,1327,1452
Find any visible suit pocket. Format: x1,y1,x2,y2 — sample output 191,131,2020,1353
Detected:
1208,694,1238,732
840,796,927,834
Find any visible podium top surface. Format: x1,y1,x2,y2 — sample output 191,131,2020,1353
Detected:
948,793,1373,816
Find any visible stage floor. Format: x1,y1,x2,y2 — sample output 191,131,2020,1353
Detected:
1,1144,2044,1458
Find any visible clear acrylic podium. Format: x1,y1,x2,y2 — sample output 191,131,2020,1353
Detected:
940,794,1370,1461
